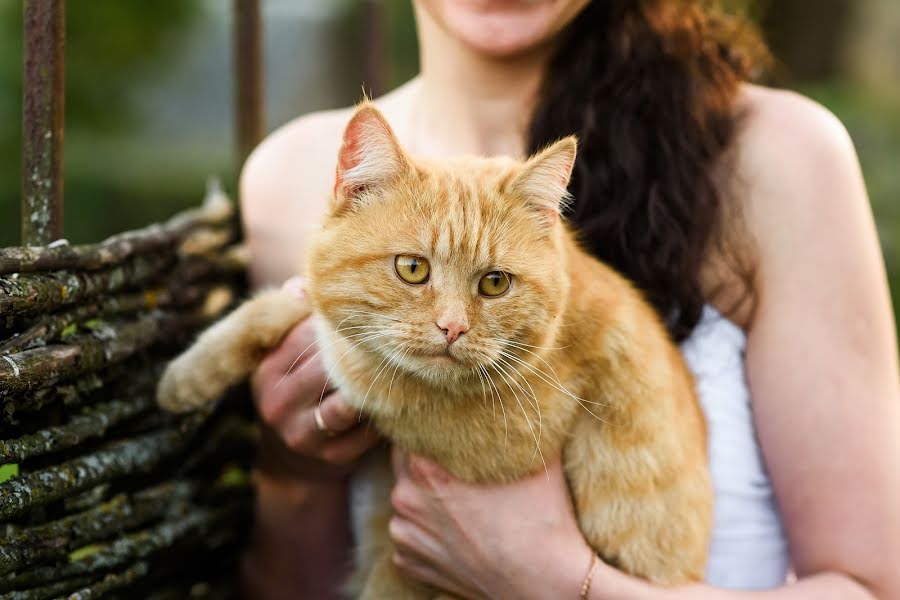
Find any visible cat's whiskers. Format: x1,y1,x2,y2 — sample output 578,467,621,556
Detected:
496,347,581,400
333,313,361,331
494,357,544,468
496,356,541,422
489,362,549,480
335,324,391,334
387,346,411,413
493,358,539,417
495,340,609,409
358,341,408,418
479,364,507,446
337,308,406,324
504,339,573,351
496,348,609,423
318,331,394,405
471,365,490,415
274,326,390,390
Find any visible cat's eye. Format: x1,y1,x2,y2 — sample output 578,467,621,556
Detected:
395,255,430,284
478,271,511,297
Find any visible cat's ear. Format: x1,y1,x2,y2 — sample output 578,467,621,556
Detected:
511,136,577,226
332,103,410,215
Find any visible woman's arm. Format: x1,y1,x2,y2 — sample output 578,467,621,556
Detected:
387,90,900,599
738,88,900,598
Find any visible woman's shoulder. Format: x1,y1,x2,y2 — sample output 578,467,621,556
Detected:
708,84,869,326
240,81,418,231
728,84,874,323
239,106,352,231
734,82,867,242
735,83,857,190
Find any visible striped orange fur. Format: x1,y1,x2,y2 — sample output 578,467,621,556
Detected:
158,102,712,598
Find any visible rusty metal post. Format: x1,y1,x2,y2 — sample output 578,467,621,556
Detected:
233,0,264,171
361,0,386,98
22,0,65,246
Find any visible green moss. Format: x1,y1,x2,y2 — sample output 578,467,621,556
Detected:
217,464,250,488
69,543,104,562
0,463,18,483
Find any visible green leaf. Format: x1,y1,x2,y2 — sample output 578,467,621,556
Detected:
60,322,79,338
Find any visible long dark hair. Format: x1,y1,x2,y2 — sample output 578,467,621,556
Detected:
528,0,769,341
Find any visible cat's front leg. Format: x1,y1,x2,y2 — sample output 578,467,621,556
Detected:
157,286,310,412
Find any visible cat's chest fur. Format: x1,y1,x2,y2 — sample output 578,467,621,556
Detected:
312,316,582,483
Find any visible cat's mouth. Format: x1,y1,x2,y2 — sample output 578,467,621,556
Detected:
423,347,462,363
408,344,473,368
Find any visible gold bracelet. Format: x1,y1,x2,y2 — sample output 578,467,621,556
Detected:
580,553,600,599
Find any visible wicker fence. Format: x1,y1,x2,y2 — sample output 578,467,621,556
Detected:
1,1,265,597
0,188,254,599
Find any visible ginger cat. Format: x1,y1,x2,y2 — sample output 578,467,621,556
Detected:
158,103,712,597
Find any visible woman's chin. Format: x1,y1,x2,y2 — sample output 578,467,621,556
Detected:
423,0,587,58
449,14,556,57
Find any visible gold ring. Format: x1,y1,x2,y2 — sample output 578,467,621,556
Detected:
314,404,335,437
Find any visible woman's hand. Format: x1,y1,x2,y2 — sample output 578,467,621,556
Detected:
251,280,380,480
389,449,593,600
244,280,378,599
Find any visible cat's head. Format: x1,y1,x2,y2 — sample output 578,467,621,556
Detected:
306,102,576,391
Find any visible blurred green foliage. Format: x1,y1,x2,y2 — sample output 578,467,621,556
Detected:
0,0,203,246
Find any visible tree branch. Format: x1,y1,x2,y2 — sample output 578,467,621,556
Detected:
0,416,205,521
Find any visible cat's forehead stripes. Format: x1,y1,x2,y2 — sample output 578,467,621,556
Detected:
416,164,513,267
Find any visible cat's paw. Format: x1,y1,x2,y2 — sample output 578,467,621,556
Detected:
156,353,222,413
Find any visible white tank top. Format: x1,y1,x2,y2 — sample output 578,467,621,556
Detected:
680,305,791,589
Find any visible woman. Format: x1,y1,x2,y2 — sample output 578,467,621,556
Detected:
239,1,900,598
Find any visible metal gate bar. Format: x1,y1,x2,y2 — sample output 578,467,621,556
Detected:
21,0,65,246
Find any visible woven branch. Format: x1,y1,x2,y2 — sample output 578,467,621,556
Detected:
0,481,196,576
0,308,214,396
0,253,174,318
2,506,235,590
0,185,234,275
0,395,155,463
0,194,249,596
60,561,149,599
2,372,103,421
1,360,160,422
0,284,218,356
0,575,94,600
0,416,205,521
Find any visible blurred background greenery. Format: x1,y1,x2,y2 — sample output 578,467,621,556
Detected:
1,0,898,326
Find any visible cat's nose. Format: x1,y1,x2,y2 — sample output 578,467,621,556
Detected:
436,319,469,345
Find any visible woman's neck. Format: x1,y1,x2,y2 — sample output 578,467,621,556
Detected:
409,5,555,159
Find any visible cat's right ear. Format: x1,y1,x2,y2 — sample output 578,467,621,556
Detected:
331,103,409,215
511,136,577,227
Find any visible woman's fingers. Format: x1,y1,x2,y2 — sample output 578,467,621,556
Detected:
319,424,381,466
392,548,474,599
253,318,333,429
250,314,382,472
317,391,364,432
255,318,320,390
281,392,357,453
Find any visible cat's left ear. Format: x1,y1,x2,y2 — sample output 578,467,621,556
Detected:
332,102,411,215
511,136,577,226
